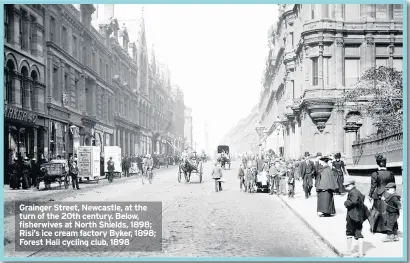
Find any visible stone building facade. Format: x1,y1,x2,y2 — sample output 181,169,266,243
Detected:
184,107,193,150
4,4,185,163
4,4,47,181
259,4,403,164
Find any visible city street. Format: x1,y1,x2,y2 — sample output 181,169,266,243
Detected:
5,161,336,258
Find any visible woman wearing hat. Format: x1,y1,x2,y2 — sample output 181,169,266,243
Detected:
332,153,347,195
9,157,21,190
21,157,31,189
316,155,339,217
368,154,396,233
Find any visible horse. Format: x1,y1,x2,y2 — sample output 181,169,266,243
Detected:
180,159,194,182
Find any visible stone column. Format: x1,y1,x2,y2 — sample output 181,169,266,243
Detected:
318,37,324,89
91,81,97,117
22,77,32,110
337,110,345,154
304,46,310,89
33,128,38,160
294,120,301,158
60,60,65,104
335,34,344,88
10,7,21,47
343,122,362,165
365,35,375,70
335,4,343,20
11,71,22,107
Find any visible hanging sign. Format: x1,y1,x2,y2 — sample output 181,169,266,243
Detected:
4,105,38,124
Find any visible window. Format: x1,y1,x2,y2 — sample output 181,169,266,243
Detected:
82,47,86,65
344,5,360,21
30,16,36,54
105,64,109,81
344,58,360,87
99,58,103,77
312,57,318,86
393,4,403,20
290,32,294,49
72,36,77,58
62,27,67,50
92,52,96,70
311,4,316,19
4,8,9,41
53,67,59,100
291,80,295,99
19,15,24,48
50,16,55,42
393,59,402,72
375,4,388,20
323,4,330,18
64,74,69,93
75,78,79,109
376,58,388,67
323,57,330,86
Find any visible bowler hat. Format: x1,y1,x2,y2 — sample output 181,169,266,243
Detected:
386,182,396,189
304,152,310,157
316,152,323,157
319,155,332,162
343,180,355,186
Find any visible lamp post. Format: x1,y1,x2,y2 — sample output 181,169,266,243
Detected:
274,117,283,157
255,125,267,159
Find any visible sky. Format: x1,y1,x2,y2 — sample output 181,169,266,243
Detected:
90,4,278,152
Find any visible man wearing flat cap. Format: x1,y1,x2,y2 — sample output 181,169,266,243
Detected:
299,152,316,199
343,180,368,257
381,182,401,242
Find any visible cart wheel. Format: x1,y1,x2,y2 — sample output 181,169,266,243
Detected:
177,166,182,183
64,175,69,189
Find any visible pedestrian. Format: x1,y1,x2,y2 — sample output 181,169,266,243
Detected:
30,158,40,188
316,155,339,217
269,159,278,195
343,180,368,258
278,160,287,195
300,152,316,199
294,159,301,181
332,153,347,194
21,157,31,189
9,157,20,190
211,162,223,192
368,154,395,233
107,157,115,183
287,163,295,198
381,182,401,242
314,152,323,188
69,161,80,190
238,164,246,191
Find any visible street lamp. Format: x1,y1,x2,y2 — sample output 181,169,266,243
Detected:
255,125,267,159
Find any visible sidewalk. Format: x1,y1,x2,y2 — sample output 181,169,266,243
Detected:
278,179,404,258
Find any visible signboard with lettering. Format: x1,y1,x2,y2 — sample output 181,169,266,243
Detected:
4,105,38,124
77,146,100,178
40,163,64,176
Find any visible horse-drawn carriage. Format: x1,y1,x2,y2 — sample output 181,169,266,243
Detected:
37,160,70,190
156,155,169,168
217,145,231,169
177,155,203,183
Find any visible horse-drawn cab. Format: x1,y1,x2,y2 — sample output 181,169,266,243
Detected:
177,150,203,183
217,145,231,169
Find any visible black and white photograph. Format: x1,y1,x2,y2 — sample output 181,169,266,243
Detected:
3,3,405,259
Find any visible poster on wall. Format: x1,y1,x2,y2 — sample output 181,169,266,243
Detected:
77,146,100,178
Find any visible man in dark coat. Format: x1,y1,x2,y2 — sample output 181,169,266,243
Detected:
299,152,316,199
69,161,80,190
30,158,40,188
21,157,31,189
343,180,368,257
9,157,20,189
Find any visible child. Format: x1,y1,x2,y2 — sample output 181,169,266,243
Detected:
287,163,295,198
382,182,401,242
343,180,368,257
238,164,246,191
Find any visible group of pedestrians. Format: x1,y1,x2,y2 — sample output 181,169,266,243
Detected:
8,154,48,190
238,151,402,257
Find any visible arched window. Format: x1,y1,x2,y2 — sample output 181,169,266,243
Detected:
5,60,15,104
30,70,38,110
21,66,29,108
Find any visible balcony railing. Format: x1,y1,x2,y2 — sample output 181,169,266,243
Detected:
352,130,403,168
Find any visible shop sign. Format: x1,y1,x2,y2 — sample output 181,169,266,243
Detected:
4,106,38,124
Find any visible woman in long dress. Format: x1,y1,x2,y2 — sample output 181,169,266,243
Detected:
316,155,339,217
369,154,396,233
332,153,347,195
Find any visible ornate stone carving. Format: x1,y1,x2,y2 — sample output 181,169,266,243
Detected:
366,38,374,46
343,122,362,133
304,99,335,133
336,39,344,47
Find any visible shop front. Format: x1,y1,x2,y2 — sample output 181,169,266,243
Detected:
47,104,71,160
4,105,47,184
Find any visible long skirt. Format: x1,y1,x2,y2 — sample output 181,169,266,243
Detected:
317,190,336,215
9,173,20,189
336,175,344,193
370,199,387,233
279,177,287,194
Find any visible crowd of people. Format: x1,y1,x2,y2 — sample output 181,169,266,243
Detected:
237,152,401,257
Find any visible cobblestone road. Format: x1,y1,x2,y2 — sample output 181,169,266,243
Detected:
5,162,336,258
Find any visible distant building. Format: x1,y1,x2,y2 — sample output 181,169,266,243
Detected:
184,107,193,150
